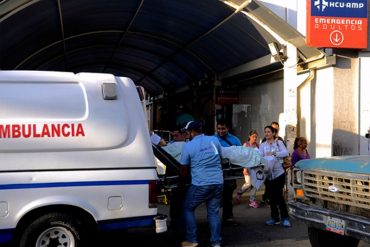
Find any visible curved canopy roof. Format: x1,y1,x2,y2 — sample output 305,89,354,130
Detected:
0,0,322,95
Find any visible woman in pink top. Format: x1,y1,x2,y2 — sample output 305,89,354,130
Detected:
236,130,260,208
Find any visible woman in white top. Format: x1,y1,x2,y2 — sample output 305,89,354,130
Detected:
259,126,291,227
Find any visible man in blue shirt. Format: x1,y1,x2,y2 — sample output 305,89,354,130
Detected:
215,120,241,224
180,121,223,247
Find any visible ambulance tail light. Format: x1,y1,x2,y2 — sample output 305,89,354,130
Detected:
149,180,158,208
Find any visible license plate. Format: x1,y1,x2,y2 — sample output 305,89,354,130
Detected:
325,216,345,235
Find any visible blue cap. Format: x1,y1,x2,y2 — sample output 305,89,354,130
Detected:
182,121,201,132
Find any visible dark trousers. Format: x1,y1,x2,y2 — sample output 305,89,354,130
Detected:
262,180,271,202
169,186,188,237
222,179,236,220
265,173,289,221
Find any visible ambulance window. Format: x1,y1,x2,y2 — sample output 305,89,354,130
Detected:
0,82,86,119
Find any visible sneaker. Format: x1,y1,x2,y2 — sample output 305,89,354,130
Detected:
181,241,198,247
248,200,259,208
281,218,291,227
265,218,280,226
236,194,242,204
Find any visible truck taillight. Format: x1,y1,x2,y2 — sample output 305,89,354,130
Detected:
149,180,157,208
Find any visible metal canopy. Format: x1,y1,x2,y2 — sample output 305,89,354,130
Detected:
0,0,321,95
242,0,325,62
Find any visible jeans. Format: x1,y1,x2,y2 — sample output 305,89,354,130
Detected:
183,184,223,245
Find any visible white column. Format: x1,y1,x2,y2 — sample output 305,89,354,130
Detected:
359,55,370,155
315,68,334,157
281,42,298,153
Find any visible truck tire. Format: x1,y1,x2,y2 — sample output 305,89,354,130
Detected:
308,227,359,247
19,212,86,247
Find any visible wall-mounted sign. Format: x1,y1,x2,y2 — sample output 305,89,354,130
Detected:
307,0,368,48
215,88,239,105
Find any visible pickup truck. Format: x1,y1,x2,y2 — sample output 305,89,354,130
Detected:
289,155,370,247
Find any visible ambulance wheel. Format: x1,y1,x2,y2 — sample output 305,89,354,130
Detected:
19,212,85,247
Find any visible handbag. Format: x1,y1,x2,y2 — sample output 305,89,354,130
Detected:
275,139,291,171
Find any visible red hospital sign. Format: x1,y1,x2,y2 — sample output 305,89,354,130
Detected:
307,0,368,48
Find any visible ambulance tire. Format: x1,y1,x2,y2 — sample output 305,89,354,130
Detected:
308,227,359,247
19,212,86,247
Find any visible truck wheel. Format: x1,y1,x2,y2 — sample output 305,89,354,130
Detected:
19,212,86,247
308,227,359,247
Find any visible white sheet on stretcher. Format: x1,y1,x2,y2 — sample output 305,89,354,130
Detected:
221,146,268,190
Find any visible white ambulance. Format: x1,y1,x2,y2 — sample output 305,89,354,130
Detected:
0,71,162,246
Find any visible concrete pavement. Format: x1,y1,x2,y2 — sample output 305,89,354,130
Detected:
95,188,370,247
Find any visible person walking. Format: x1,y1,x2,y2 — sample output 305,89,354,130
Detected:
180,121,223,247
214,120,241,224
236,130,260,208
259,125,291,227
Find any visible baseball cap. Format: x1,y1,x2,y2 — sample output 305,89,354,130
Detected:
182,121,201,132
